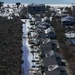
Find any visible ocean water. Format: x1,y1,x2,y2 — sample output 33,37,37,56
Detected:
1,0,75,4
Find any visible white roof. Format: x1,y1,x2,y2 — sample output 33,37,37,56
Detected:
48,65,58,71
14,13,19,16
44,28,52,34
50,17,52,21
9,8,13,12
65,32,75,38
0,13,9,17
32,17,35,21
62,8,68,13
21,19,26,22
7,16,13,19
42,17,49,22
49,50,54,57
43,38,51,44
31,32,37,37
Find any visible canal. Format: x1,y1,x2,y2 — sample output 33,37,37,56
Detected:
21,20,33,75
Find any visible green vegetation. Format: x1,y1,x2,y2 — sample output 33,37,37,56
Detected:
52,15,75,75
0,17,22,75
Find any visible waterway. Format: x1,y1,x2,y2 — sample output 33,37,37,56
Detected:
21,23,30,75
21,20,33,75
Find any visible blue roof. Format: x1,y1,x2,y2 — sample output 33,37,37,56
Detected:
70,39,75,45
61,16,74,22
64,16,74,20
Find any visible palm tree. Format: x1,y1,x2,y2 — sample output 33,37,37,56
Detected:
16,2,21,8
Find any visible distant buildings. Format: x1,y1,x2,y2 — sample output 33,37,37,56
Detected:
71,4,75,16
27,3,45,14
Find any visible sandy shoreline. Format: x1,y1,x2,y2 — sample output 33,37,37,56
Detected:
3,3,72,7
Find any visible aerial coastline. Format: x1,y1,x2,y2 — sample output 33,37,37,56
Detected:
0,1,75,75
3,3,73,7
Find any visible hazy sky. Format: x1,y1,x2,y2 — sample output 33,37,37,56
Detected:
1,0,75,4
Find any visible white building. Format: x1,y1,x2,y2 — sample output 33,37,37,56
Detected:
65,31,75,38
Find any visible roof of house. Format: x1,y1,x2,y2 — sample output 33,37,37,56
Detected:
42,17,49,22
45,70,66,75
44,28,52,34
46,32,57,39
35,15,41,22
35,73,41,75
44,19,51,24
40,41,52,48
61,9,68,13
45,71,60,75
37,22,51,30
61,16,75,22
38,32,46,39
40,47,51,53
49,50,62,58
40,40,57,51
65,32,75,38
54,66,66,71
70,39,75,45
42,57,58,66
